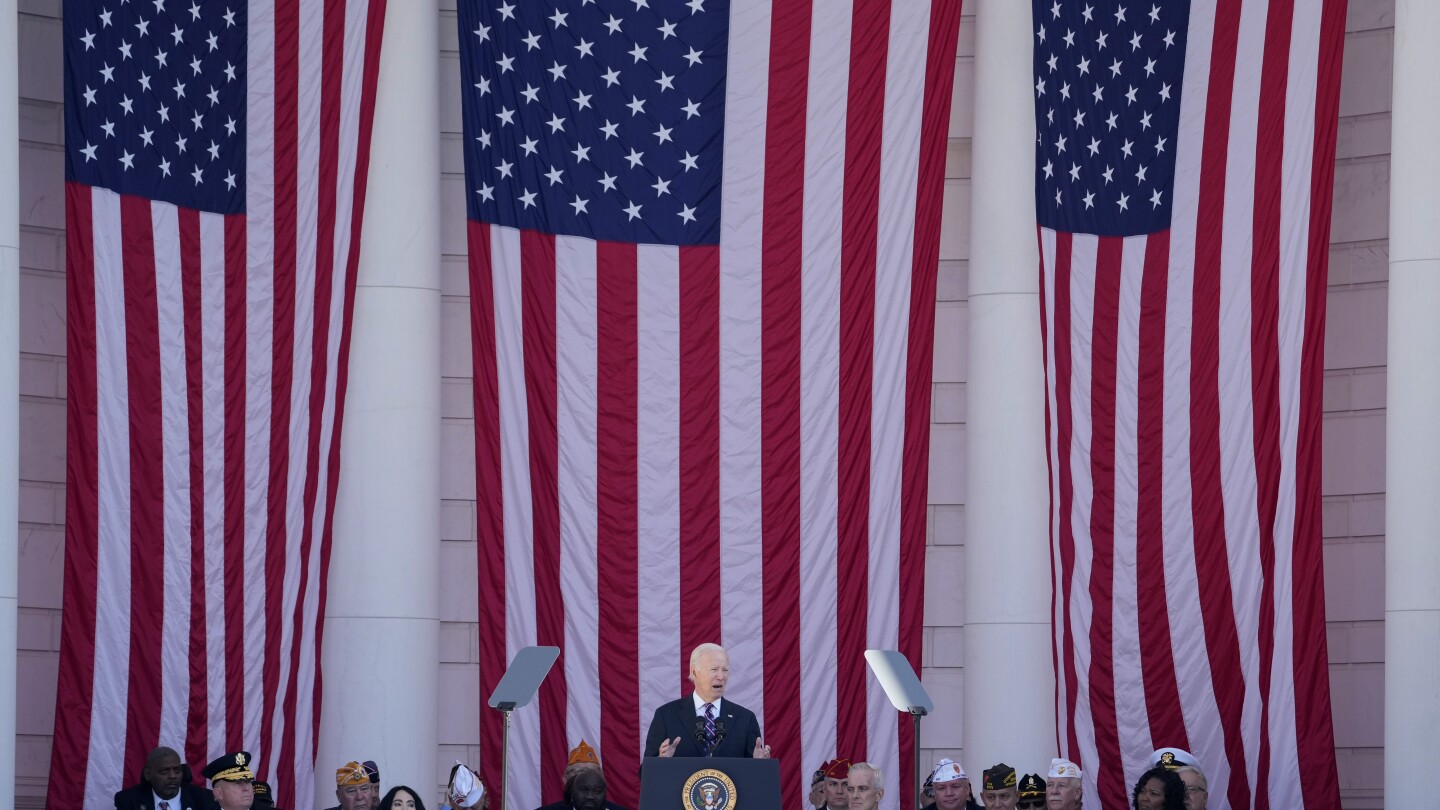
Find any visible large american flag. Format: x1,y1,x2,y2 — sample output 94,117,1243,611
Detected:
459,0,962,808
1034,0,1344,807
51,1,388,808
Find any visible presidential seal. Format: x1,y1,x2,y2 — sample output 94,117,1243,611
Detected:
683,768,737,810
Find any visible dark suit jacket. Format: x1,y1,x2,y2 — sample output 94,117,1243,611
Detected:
535,800,632,810
114,782,218,810
642,695,762,758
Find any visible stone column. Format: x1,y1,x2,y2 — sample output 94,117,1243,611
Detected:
962,0,1053,775
1386,1,1440,804
0,1,19,808
316,0,441,803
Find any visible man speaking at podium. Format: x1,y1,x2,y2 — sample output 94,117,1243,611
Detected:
644,644,772,759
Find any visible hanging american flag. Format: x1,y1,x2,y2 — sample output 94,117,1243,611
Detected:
51,0,388,808
460,0,961,808
1034,0,1344,807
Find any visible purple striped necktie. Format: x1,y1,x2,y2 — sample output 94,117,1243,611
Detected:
704,702,717,751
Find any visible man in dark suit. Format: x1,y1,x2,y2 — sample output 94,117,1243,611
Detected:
114,746,217,810
643,643,771,759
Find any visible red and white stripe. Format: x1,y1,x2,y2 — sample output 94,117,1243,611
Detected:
468,2,962,810
51,2,388,809
1039,1,1345,807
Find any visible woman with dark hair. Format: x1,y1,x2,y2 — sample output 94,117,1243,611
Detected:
1131,766,1186,810
380,785,428,810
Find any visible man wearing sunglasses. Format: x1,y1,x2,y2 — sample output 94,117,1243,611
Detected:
1016,773,1045,810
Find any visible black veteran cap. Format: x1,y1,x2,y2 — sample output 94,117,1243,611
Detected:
1018,773,1046,799
982,763,1016,791
203,751,255,783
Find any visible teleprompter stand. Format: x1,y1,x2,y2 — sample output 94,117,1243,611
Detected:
487,645,561,810
865,649,934,810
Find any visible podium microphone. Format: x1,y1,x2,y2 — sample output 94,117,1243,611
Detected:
693,717,710,755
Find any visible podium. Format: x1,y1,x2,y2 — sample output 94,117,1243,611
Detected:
639,757,782,810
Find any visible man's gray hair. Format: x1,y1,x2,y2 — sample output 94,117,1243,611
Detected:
688,643,727,678
849,762,884,790
1176,765,1207,790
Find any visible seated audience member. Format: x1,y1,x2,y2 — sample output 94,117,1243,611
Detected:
203,751,256,810
1015,773,1045,810
980,763,1018,810
929,758,978,810
446,763,487,810
808,764,827,810
252,781,278,810
380,786,427,810
1174,766,1207,810
332,761,378,810
1131,766,1185,810
1045,759,1083,810
115,746,217,810
365,762,382,809
845,763,884,810
537,768,627,810
1148,748,1196,773
820,759,851,810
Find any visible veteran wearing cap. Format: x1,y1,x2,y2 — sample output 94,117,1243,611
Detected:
204,751,256,810
446,763,487,810
1045,758,1082,810
364,761,381,806
1015,774,1045,810
537,743,633,810
329,761,380,810
808,763,827,810
980,764,1018,810
252,780,281,810
926,758,977,810
820,759,851,810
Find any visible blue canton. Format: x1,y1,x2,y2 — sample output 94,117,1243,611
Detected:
65,0,247,214
1033,0,1190,237
459,0,729,246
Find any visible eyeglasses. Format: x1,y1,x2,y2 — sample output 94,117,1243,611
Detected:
1186,786,1208,796
1018,802,1045,809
